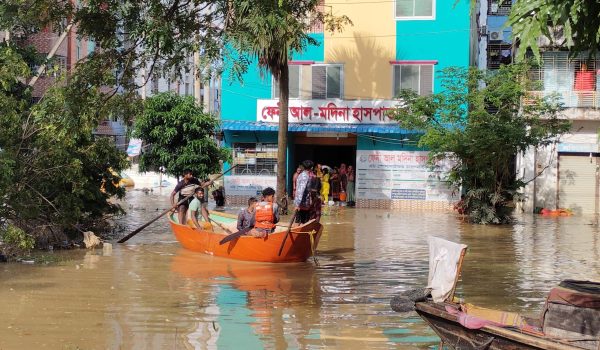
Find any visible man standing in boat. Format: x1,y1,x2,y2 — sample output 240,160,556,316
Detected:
294,160,320,224
170,169,211,225
250,187,279,238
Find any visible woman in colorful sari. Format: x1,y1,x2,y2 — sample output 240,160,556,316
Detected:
321,167,330,203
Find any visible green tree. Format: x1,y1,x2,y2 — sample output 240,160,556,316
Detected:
389,64,570,224
133,92,230,180
509,0,600,59
0,44,129,254
225,0,350,201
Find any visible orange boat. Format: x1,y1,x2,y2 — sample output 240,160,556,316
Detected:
168,211,323,263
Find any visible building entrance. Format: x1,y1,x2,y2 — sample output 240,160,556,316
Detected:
294,144,356,169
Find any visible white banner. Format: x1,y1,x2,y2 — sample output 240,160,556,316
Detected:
224,175,277,197
355,150,458,202
257,99,400,124
126,138,143,157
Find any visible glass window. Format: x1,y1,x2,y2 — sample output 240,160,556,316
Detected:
272,65,300,99
326,65,341,98
232,143,278,176
393,64,434,97
312,65,343,99
396,0,434,18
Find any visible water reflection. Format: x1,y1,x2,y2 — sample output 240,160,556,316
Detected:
0,190,599,349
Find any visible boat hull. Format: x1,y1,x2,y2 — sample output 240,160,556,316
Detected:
169,212,322,263
415,302,582,350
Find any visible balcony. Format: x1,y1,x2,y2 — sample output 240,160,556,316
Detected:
527,90,600,109
526,51,600,113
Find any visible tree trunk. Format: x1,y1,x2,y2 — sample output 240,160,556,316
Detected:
276,62,289,205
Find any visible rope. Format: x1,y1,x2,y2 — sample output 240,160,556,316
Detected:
308,229,320,266
282,228,320,266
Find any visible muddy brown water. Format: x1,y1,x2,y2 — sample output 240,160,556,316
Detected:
1,189,599,349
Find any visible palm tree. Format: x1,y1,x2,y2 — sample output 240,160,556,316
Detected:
225,0,349,203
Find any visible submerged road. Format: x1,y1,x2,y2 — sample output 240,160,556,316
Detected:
1,189,599,349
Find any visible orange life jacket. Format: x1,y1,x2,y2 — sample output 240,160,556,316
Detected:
254,202,275,229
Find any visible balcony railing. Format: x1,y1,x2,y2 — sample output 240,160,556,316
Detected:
527,90,600,109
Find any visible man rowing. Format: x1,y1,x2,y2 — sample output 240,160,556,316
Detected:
170,169,211,225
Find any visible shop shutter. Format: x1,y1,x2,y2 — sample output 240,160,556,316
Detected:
558,155,598,214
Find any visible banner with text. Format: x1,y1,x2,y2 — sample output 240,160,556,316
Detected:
355,150,458,202
224,175,277,197
257,99,401,124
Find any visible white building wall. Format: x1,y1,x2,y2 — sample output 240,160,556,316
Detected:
519,120,600,212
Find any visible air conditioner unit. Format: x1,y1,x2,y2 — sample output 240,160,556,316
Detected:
488,30,503,42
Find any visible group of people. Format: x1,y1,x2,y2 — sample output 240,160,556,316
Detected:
171,161,354,239
293,161,356,207
170,169,281,238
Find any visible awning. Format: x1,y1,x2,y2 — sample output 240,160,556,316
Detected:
221,120,411,134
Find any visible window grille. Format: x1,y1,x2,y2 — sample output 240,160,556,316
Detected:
487,44,512,70
232,143,278,176
393,64,433,97
528,52,600,108
488,0,511,16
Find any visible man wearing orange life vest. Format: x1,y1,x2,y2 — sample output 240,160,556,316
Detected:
250,187,279,238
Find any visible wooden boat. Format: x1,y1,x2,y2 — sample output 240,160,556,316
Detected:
168,211,323,263
405,238,599,350
415,301,583,350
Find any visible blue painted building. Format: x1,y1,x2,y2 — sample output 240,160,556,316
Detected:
220,0,471,209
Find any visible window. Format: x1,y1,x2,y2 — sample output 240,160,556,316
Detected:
396,0,434,19
312,64,343,99
487,44,512,70
488,0,511,16
272,65,300,99
393,65,433,97
232,143,278,176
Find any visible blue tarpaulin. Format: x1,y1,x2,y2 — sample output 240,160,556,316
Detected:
221,120,410,134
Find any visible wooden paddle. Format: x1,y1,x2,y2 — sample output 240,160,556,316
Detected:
277,211,297,256
117,165,237,243
219,227,253,245
208,217,233,234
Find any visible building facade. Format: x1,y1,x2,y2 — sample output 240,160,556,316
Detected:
220,0,471,208
477,1,600,215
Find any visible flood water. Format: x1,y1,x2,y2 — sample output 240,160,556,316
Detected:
1,189,600,349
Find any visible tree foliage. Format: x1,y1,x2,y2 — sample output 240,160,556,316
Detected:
389,64,570,224
0,43,129,251
509,0,600,59
133,92,230,180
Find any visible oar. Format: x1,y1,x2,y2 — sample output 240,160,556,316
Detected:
219,227,253,245
208,217,233,234
277,211,297,256
117,165,237,243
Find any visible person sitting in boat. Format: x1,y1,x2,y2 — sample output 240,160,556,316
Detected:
250,187,279,238
237,197,257,231
189,186,211,230
171,169,210,225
